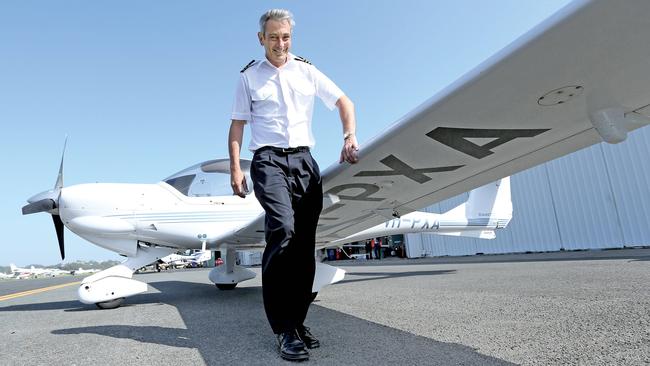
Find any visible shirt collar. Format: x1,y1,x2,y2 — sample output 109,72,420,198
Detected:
261,52,296,70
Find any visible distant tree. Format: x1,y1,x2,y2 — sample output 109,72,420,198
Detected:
56,260,121,271
7,260,121,272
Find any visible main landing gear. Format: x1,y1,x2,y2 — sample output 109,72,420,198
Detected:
209,248,256,290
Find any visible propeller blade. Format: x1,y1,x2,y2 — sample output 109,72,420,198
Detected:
22,199,56,215
27,189,59,204
55,136,67,190
52,214,65,260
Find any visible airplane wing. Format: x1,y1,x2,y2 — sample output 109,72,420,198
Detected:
220,0,650,246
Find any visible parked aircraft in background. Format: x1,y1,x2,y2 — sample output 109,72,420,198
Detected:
21,1,650,308
45,268,68,277
9,264,67,278
70,267,101,275
159,249,212,269
0,272,14,280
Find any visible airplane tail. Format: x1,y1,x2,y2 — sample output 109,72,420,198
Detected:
437,177,512,238
335,177,513,244
10,263,17,272
193,250,211,263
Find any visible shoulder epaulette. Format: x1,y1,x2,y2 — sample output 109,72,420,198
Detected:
240,59,256,73
294,56,312,65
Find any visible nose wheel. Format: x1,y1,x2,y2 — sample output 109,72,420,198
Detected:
215,283,237,291
95,297,125,309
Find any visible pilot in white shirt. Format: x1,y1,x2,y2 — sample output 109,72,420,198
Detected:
227,9,358,362
232,53,344,152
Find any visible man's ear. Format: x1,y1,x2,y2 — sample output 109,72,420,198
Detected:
257,32,264,46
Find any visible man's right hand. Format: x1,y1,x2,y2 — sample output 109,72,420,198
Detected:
230,168,248,198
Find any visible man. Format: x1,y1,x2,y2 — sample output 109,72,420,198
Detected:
374,237,381,260
228,9,359,362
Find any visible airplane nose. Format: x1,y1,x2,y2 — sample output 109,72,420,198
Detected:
21,138,67,260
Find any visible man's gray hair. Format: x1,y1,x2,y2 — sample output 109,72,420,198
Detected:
259,9,295,34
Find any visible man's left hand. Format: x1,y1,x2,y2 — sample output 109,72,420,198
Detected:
339,135,359,164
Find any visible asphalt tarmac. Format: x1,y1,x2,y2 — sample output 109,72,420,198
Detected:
1,248,648,365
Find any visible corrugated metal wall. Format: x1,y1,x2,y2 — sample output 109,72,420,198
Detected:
405,126,650,258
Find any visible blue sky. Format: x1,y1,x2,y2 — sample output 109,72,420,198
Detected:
1,1,572,266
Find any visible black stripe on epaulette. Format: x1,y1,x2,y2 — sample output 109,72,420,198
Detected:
294,56,312,65
240,59,256,73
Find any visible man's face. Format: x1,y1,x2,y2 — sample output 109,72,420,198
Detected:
258,19,292,67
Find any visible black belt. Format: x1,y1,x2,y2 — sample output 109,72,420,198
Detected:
256,146,310,154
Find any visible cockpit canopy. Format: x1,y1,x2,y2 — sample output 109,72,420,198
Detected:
163,158,253,197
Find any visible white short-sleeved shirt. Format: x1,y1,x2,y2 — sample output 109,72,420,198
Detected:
231,53,344,152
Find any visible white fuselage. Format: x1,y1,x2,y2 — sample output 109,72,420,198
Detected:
59,182,263,256
57,177,511,257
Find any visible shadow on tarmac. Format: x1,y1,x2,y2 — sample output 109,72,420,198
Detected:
0,300,87,312
628,256,650,262
3,278,512,365
338,269,456,285
335,248,650,267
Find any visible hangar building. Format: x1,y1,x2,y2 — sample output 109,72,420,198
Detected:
404,126,650,258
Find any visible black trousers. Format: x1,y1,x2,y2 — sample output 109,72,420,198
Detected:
250,147,323,334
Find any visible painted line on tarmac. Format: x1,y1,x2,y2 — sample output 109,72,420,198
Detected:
0,281,80,302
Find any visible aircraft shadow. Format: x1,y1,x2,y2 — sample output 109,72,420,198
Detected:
40,279,512,365
0,268,452,312
0,300,88,312
335,248,650,267
337,269,456,285
628,256,650,262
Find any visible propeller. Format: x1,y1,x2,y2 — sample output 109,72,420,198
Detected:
22,138,67,260
52,215,65,260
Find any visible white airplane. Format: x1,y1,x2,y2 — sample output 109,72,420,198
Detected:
8,264,32,279
21,0,650,309
0,272,15,280
70,267,101,275
45,268,69,277
9,264,66,278
159,248,212,269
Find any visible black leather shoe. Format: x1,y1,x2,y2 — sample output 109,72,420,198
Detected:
277,330,309,361
297,325,320,349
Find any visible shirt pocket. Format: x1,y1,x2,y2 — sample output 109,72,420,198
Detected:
289,79,315,113
251,85,272,101
290,79,316,97
250,84,278,116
